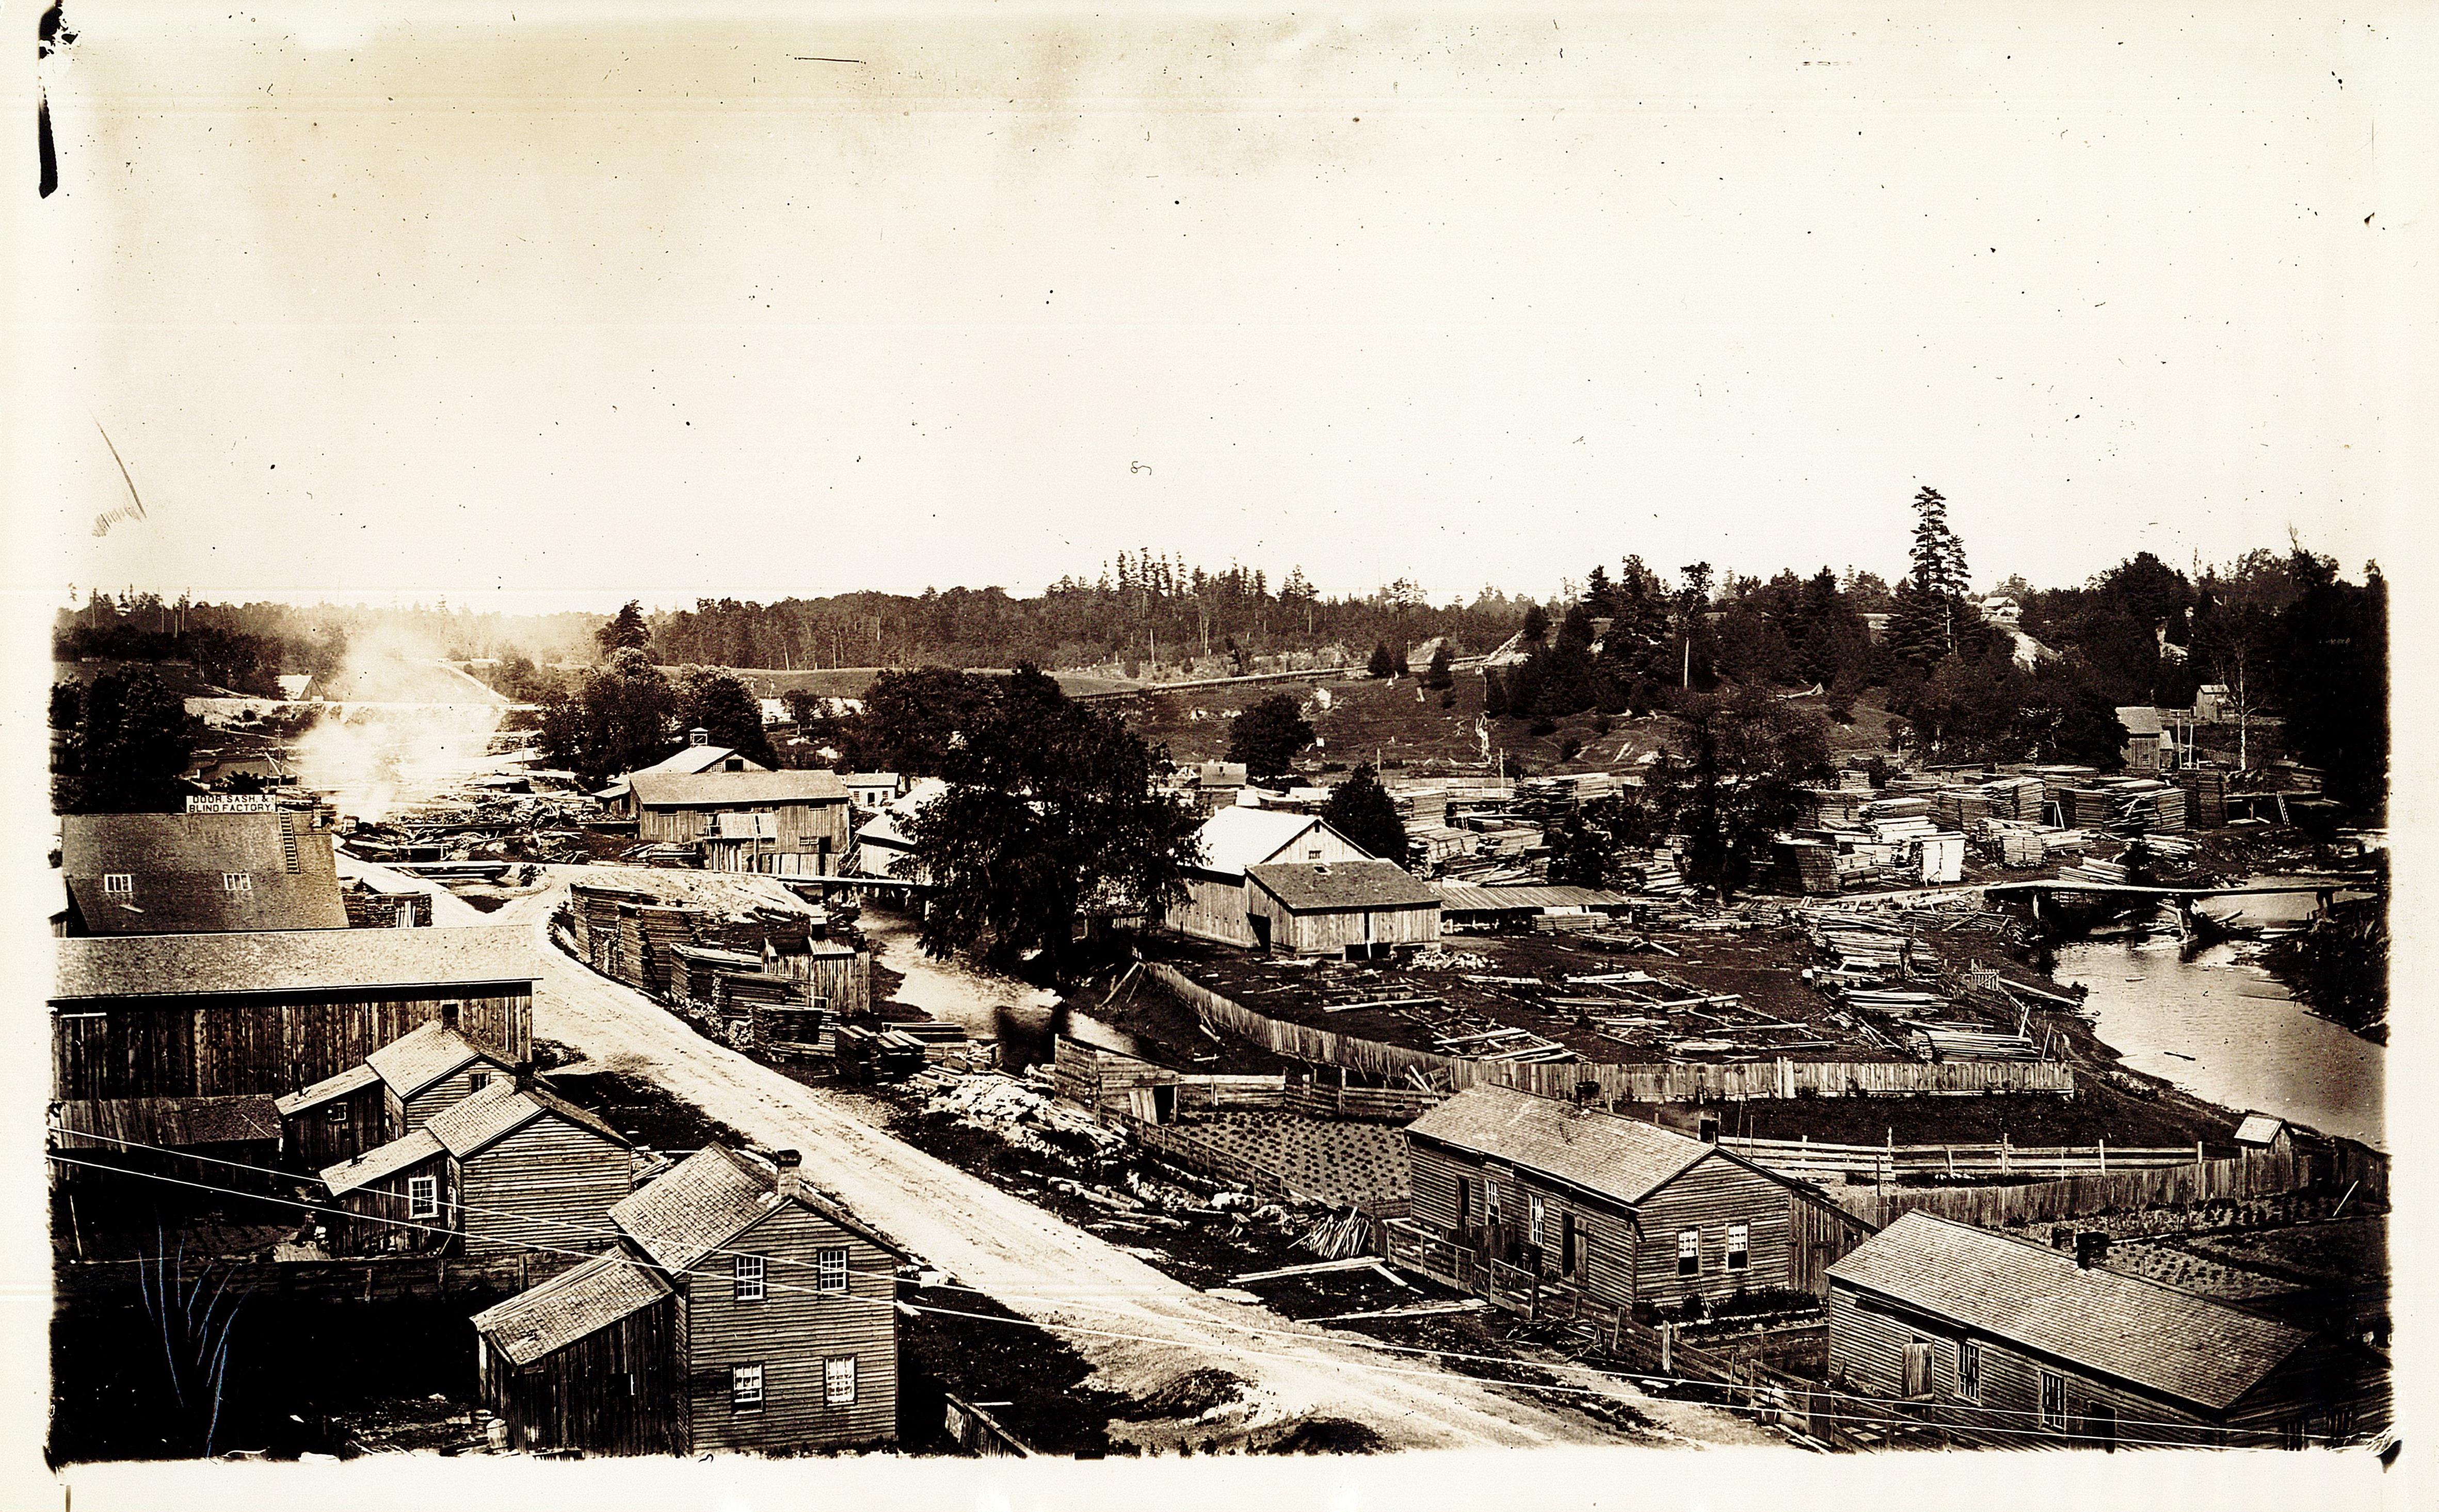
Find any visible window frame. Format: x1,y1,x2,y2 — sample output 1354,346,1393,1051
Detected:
733,1253,767,1303
824,1355,858,1406
221,871,253,893
731,1362,765,1412
468,1070,491,1092
2039,1369,2067,1433
815,1245,850,1296
1677,1228,1700,1277
407,1175,438,1220
325,1101,350,1127
1902,1339,1935,1401
102,873,134,896
1956,1338,1982,1403
1725,1221,1750,1273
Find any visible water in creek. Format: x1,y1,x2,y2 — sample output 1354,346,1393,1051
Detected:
862,913,1143,1074
2050,883,2384,1148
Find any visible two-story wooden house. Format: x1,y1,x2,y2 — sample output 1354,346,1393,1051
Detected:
1387,1084,1871,1315
471,1145,901,1455
629,769,854,876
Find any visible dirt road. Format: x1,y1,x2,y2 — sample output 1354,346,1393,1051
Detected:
347,860,1759,1450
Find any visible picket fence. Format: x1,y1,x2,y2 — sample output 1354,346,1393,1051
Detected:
1721,1134,2195,1183
1144,963,2076,1104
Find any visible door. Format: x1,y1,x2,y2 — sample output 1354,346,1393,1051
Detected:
1249,913,1272,951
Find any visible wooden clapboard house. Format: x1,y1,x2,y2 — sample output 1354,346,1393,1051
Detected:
273,1017,513,1166
1387,1084,1871,1317
1826,1212,2389,1448
629,769,854,875
471,1146,901,1456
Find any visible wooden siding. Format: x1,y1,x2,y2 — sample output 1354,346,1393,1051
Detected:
453,1116,634,1258
327,1148,454,1257
482,1294,685,1457
638,799,852,852
398,1063,505,1135
52,987,532,1101
680,1202,898,1452
1246,890,1440,956
1633,1155,1794,1310
1405,1140,1641,1312
1166,874,1258,946
283,1081,388,1170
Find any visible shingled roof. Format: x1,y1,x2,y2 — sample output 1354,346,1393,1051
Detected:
611,1145,894,1273
275,1062,380,1117
471,1250,673,1366
52,926,537,1001
628,769,849,808
366,1022,511,1100
320,1129,446,1196
60,811,348,935
1825,1211,2314,1412
1405,1085,1715,1206
1246,859,1442,911
425,1081,626,1160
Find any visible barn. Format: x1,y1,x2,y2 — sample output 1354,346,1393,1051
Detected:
50,926,536,1102
1164,803,1374,947
1826,1212,2389,1448
628,769,853,875
1243,859,1441,958
1387,1085,1872,1316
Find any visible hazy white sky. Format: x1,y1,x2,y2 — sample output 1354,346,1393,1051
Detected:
17,2,2422,612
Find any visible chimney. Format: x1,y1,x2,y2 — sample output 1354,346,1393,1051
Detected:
513,1060,536,1094
1697,1112,1721,1145
689,727,711,747
2075,1230,2111,1269
772,1148,807,1203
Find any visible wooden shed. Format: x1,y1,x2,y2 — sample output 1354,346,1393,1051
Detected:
318,1129,454,1256
764,936,871,1018
276,1062,387,1170
1389,1085,1871,1316
1243,859,1442,958
628,769,853,874
609,1147,901,1453
1826,1212,2388,1447
473,1251,684,1456
50,926,535,1102
426,1081,636,1257
1165,806,1374,947
367,1021,515,1135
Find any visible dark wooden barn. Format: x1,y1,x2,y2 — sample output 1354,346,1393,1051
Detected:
473,1252,684,1456
50,926,535,1101
1826,1211,2390,1448
1387,1084,1873,1316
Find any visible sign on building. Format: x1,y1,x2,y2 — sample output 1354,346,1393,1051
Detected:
187,794,281,814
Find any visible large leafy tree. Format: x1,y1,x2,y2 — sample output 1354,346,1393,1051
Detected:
537,648,677,783
2269,557,2386,812
672,666,778,766
1646,687,1832,900
1545,793,1660,889
1227,693,1317,780
1319,764,1408,863
894,667,1201,977
54,667,202,813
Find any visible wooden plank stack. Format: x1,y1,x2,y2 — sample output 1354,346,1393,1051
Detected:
2175,768,2228,828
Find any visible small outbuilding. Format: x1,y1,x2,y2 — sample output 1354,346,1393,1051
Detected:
1243,859,1442,959
276,1062,387,1169
367,1021,516,1135
318,1129,453,1256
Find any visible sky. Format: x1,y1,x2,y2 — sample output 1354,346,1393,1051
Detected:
14,2,2425,614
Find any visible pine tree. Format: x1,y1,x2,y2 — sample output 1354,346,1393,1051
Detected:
1320,764,1409,863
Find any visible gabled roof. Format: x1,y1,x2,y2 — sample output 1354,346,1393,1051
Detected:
1188,807,1367,878
629,768,849,809
1405,1085,1714,1206
2234,1113,2288,1146
320,1129,446,1195
844,771,901,787
471,1250,673,1366
367,1022,511,1100
1246,859,1442,912
611,1145,892,1273
275,1061,380,1117
1825,1211,2313,1412
60,812,348,935
52,926,539,1002
2116,705,2165,737
425,1081,627,1160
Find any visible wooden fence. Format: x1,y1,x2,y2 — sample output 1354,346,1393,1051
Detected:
940,1391,1034,1457
1833,1149,2332,1229
1281,1083,1447,1123
1722,1134,2197,1183
1145,963,2076,1104
53,1249,582,1308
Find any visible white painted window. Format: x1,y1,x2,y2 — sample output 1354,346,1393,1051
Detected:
221,872,252,893
2039,1370,2066,1432
408,1176,438,1219
825,1355,857,1405
734,1253,766,1302
732,1363,765,1411
816,1245,849,1295
1677,1228,1700,1277
102,874,134,896
1725,1223,1750,1273
1957,1339,1982,1402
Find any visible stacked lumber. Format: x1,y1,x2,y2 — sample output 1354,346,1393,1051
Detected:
1907,1024,2043,1062
2061,788,2120,828
1772,839,1842,895
1838,769,1875,792
2175,768,2228,829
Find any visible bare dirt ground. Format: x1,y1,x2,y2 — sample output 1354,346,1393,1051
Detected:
355,861,1762,1451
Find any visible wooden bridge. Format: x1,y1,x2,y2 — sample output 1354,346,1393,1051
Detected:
1980,876,2377,904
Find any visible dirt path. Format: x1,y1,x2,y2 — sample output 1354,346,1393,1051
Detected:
352,859,1760,1449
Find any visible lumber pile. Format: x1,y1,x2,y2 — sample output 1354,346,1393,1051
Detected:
2175,768,2228,828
